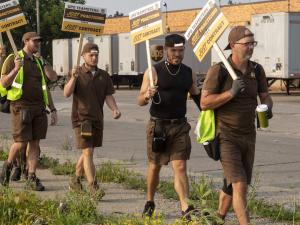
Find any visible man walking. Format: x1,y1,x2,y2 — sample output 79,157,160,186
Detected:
137,34,201,219
64,43,121,198
0,32,58,191
201,27,273,224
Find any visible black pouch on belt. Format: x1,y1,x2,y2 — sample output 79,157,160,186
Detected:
152,119,165,152
202,133,220,161
20,108,31,124
81,122,92,138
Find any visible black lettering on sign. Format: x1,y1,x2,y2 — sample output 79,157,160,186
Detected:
64,24,78,30
1,17,23,29
151,44,164,62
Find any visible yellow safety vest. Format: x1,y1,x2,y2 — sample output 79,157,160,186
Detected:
0,50,49,105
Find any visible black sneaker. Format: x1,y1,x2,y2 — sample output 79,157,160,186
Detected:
11,166,22,181
0,162,13,186
25,170,40,183
142,201,155,218
25,173,45,191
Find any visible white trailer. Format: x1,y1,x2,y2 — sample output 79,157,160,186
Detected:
71,37,93,68
93,35,119,76
252,12,300,94
52,39,72,77
117,33,211,89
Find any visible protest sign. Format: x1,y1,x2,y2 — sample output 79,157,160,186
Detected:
185,0,239,80
62,3,107,75
0,0,27,56
129,1,164,86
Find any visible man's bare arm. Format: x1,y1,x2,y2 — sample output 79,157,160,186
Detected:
259,92,273,108
1,56,24,88
200,92,233,111
137,66,157,106
64,67,78,98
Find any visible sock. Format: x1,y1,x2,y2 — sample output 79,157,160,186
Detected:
216,212,226,220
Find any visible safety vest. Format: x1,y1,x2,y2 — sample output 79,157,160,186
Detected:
0,50,49,105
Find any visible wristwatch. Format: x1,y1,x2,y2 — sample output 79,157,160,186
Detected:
50,108,57,113
43,60,47,66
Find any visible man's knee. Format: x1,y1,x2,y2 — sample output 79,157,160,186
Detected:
82,148,94,158
28,140,40,149
232,182,248,194
172,160,187,173
149,163,162,173
222,179,233,196
14,142,27,151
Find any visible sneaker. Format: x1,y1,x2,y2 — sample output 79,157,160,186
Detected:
90,181,105,200
25,170,40,183
11,166,22,181
182,205,209,221
142,201,155,218
69,176,84,194
0,162,13,186
25,173,45,191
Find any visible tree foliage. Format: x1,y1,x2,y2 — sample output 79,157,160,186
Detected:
108,11,124,17
2,0,85,64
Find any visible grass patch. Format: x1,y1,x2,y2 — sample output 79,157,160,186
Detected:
52,159,76,175
37,154,60,169
0,135,9,161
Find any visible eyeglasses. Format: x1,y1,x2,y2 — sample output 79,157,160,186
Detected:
28,39,42,44
234,41,258,48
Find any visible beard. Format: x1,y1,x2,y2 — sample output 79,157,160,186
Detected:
166,52,183,65
237,49,253,62
85,61,97,67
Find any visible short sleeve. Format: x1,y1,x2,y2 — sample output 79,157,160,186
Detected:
202,64,221,94
105,73,115,95
258,65,269,93
2,55,15,75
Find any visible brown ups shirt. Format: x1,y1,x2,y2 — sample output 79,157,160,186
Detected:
202,55,269,135
65,64,115,130
2,50,45,108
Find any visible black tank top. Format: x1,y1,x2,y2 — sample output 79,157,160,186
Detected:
150,60,193,119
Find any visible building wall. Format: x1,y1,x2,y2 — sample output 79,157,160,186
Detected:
103,0,300,34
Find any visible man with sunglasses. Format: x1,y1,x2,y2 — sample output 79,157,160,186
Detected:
0,32,58,191
201,27,273,224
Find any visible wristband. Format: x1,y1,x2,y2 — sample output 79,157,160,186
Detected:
12,68,18,74
50,108,57,113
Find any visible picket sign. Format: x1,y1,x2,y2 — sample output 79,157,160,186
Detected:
129,1,164,86
62,2,107,73
0,0,27,57
184,0,239,81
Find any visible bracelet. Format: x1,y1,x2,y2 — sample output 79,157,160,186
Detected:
12,68,18,74
50,108,57,113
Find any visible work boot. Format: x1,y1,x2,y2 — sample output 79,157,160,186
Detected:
11,166,22,181
0,161,13,186
142,201,155,218
89,181,105,200
25,173,45,191
25,169,40,183
69,176,85,194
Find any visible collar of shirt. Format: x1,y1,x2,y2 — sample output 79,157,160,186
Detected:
227,54,254,77
81,63,101,78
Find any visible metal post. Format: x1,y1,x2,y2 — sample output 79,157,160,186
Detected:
36,0,41,54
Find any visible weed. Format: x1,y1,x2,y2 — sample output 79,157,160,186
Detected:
37,154,59,169
289,184,296,189
61,135,73,151
0,135,9,161
52,159,76,175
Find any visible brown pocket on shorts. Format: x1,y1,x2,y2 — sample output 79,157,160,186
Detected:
81,122,92,138
20,108,31,124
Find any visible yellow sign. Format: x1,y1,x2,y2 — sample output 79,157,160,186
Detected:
129,1,164,45
62,3,106,35
0,0,27,32
185,0,229,62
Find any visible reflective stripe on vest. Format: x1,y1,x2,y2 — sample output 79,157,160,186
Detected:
0,50,49,105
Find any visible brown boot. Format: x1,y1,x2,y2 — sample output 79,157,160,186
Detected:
89,180,105,200
69,176,84,194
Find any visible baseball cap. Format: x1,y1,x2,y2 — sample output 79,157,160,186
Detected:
224,26,254,51
22,32,43,42
165,34,185,47
82,43,99,54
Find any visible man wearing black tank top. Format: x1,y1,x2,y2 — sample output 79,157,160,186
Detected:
137,34,201,220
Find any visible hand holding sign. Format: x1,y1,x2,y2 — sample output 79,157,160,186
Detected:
129,1,164,86
62,3,107,76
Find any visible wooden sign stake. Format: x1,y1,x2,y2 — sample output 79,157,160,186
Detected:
76,33,84,71
0,33,3,57
6,30,19,57
146,39,154,86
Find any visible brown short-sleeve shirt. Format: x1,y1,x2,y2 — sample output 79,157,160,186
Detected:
66,64,115,130
202,55,269,134
2,50,45,108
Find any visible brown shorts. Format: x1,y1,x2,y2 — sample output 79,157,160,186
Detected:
74,125,103,149
219,131,256,187
146,119,191,165
10,105,48,142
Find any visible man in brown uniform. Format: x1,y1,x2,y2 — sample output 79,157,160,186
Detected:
0,32,58,191
64,43,121,197
201,27,273,224
137,34,201,219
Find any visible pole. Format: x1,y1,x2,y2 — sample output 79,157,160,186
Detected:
76,33,84,72
0,33,3,57
146,39,154,86
36,0,41,54
6,30,19,57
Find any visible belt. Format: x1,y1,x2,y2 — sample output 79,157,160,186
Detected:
150,117,187,125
